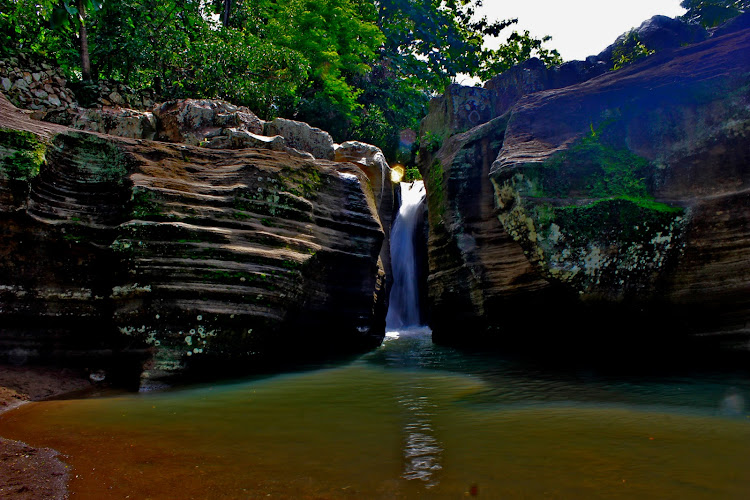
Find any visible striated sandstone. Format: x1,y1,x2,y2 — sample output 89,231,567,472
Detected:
490,27,750,344
420,23,750,348
335,141,397,299
418,114,552,339
0,95,387,384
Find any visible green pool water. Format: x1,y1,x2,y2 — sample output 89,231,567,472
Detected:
1,328,749,499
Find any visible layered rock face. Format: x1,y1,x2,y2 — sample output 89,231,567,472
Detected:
419,115,552,340
0,95,387,383
420,24,750,348
335,141,397,286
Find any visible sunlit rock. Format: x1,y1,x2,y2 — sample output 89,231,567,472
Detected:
153,98,264,146
265,117,335,160
70,106,157,140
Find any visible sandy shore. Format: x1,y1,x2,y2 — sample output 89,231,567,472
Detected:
0,365,92,499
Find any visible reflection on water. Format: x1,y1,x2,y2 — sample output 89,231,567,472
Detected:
720,387,746,416
398,389,442,486
0,326,749,499
388,327,444,487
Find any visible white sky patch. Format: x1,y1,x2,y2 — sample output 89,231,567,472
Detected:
476,0,687,62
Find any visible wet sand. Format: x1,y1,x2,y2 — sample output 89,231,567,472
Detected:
0,365,92,499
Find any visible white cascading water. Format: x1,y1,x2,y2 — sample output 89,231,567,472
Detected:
385,180,427,329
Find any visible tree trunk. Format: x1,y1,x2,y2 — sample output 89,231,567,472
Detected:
77,0,92,81
223,0,231,27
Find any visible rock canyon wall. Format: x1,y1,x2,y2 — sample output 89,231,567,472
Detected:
0,95,392,384
419,16,750,350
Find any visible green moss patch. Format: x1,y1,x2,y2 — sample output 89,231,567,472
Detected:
279,164,322,199
54,132,130,185
524,129,651,200
0,128,46,182
427,158,445,224
542,198,684,246
496,122,689,297
131,188,162,219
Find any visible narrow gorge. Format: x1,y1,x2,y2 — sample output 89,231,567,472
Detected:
1,14,749,385
1,7,750,499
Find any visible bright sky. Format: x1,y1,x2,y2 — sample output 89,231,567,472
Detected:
477,0,687,61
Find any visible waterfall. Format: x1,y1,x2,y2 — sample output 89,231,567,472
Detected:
386,180,426,329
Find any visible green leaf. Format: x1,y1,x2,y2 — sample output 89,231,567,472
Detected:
51,6,71,29
64,2,78,16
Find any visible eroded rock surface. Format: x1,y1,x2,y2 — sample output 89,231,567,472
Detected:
420,25,750,347
0,95,387,383
335,141,397,297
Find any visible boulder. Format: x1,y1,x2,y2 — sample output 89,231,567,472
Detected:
597,15,708,66
203,128,287,151
202,128,315,159
714,10,750,37
265,117,335,160
153,99,264,146
70,107,157,140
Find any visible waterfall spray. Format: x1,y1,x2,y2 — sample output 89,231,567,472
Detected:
386,181,426,329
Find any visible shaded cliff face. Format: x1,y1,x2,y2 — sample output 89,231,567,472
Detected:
0,96,386,383
418,116,552,340
492,28,750,342
420,27,750,348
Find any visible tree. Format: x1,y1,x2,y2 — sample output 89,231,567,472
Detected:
49,0,104,81
275,0,385,137
478,30,562,80
375,0,517,92
681,0,749,27
1,0,561,160
353,0,561,160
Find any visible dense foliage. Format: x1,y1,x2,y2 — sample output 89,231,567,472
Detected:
681,0,749,27
0,0,561,160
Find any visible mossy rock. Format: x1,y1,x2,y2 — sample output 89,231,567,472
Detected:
496,122,689,299
521,126,652,200
0,128,46,182
52,132,131,185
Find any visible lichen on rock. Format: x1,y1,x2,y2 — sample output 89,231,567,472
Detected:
493,125,690,299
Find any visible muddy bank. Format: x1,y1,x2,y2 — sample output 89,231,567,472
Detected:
0,365,92,499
